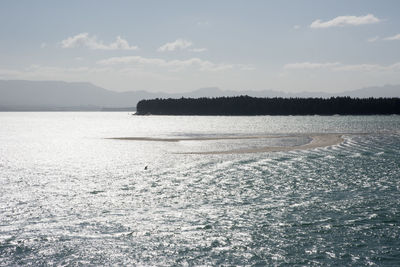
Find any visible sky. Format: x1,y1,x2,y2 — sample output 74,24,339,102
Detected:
0,0,400,93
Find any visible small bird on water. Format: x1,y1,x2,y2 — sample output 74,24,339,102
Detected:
144,166,148,170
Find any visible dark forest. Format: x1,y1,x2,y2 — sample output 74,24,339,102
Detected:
136,96,400,115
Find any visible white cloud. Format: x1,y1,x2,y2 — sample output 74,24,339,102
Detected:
40,42,47,48
284,61,400,72
236,64,256,71
310,14,380,28
293,25,301,30
190,48,207,52
158,38,208,53
98,56,165,66
334,63,400,72
61,33,138,50
384,33,400,41
0,65,111,81
158,39,193,52
197,21,210,27
367,34,400,42
25,64,109,75
367,36,380,42
284,62,340,70
0,68,23,78
97,55,234,71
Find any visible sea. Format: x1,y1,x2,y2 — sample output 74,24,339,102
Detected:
0,112,399,266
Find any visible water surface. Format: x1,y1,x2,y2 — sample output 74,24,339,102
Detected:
0,113,399,265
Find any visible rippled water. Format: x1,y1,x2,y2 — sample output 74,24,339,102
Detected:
0,113,399,266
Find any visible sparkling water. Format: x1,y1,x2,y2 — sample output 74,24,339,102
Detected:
1,112,399,265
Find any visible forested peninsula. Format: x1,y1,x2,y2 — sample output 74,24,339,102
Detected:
136,96,400,115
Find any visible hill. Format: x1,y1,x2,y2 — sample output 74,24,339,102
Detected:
0,80,399,111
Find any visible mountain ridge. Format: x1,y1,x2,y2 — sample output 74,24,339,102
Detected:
0,80,399,111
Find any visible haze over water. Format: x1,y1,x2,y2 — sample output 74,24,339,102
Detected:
0,112,399,265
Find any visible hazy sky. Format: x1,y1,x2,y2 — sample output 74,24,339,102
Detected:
1,0,400,93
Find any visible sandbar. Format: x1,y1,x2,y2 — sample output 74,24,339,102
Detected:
182,134,343,154
108,134,344,154
107,135,283,142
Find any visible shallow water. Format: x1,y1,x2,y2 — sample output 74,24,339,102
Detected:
0,113,399,265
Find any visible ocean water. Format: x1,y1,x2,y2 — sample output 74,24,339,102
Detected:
0,112,399,266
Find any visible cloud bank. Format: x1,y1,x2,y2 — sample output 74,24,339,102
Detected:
61,33,138,50
310,14,380,28
284,61,400,72
97,55,234,71
284,62,340,70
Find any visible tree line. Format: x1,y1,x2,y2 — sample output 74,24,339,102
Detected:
136,96,400,115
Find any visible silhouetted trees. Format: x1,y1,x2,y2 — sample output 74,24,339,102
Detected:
136,96,400,115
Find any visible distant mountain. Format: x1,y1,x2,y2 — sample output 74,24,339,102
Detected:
0,80,399,111
185,87,332,98
0,80,136,111
187,85,400,98
337,85,400,98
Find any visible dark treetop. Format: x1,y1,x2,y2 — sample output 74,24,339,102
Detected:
136,96,400,115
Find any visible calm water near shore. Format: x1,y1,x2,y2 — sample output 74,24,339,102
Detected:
0,112,399,265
